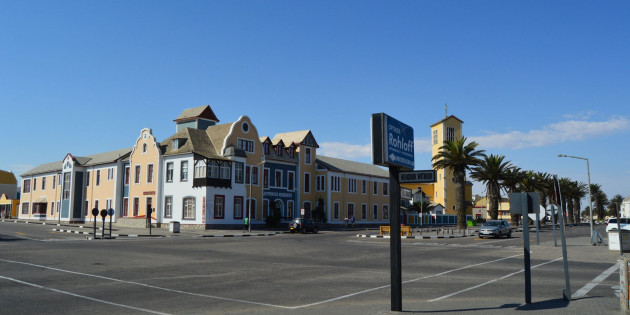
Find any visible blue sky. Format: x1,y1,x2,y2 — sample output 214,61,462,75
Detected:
1,0,629,201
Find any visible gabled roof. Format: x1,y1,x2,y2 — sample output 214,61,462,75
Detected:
271,130,319,148
21,147,132,177
317,155,388,178
430,115,464,127
21,161,63,177
0,170,17,185
161,127,226,160
206,122,234,155
173,105,219,123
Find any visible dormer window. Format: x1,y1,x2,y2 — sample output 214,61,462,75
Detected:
288,146,295,158
275,145,283,156
263,142,270,155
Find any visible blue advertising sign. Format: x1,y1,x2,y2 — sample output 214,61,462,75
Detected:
372,113,414,170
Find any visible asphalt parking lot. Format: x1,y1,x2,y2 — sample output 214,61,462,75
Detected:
0,222,624,314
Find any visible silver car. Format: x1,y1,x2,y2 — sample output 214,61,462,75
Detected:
478,220,512,238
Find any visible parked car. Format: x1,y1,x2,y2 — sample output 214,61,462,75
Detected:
289,218,318,234
605,217,630,232
478,220,511,238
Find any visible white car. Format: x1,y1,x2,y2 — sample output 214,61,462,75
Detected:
605,218,630,232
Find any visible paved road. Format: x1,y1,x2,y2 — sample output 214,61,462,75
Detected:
0,222,624,314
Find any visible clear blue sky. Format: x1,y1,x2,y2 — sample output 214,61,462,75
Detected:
2,1,629,202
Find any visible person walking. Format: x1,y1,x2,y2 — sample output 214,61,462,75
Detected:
351,215,355,229
243,216,249,233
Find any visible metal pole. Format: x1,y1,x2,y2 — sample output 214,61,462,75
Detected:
522,193,531,304
617,203,623,256
558,154,593,240
389,166,402,311
552,205,557,247
586,159,593,240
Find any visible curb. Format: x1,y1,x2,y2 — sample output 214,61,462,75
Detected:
357,234,471,239
52,228,92,235
197,233,279,238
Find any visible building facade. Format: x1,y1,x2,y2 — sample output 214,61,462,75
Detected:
19,105,457,228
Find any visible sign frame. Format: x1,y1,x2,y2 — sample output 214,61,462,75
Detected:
399,170,437,183
372,113,414,171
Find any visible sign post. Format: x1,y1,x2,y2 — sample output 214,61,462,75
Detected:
100,209,107,239
108,208,114,238
91,208,99,238
510,192,540,304
372,113,414,312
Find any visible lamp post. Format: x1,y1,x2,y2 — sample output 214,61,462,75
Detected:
248,158,266,234
558,154,593,239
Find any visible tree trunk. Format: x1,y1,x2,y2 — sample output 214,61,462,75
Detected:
488,182,499,220
573,198,581,224
567,198,575,224
455,169,467,229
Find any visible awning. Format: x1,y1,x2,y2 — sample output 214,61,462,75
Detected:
34,196,47,203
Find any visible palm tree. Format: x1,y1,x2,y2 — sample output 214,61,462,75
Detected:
470,154,514,220
533,172,553,209
564,181,576,225
572,181,587,224
589,183,606,219
432,137,485,229
558,177,573,225
502,167,525,226
609,194,625,216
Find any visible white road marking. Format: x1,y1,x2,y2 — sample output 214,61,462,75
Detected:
0,275,170,315
0,253,525,310
572,262,619,299
428,257,563,302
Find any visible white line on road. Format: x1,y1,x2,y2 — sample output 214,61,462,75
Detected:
572,262,620,299
0,275,171,315
0,253,525,310
428,257,563,302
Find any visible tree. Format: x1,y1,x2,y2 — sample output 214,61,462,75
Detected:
572,181,587,224
609,194,625,216
558,177,573,225
470,154,514,220
590,183,607,219
432,137,485,229
502,167,525,226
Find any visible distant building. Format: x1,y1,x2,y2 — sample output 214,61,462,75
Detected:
18,105,393,227
401,114,474,216
473,196,511,221
0,170,19,218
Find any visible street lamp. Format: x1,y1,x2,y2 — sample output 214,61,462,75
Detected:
558,154,593,240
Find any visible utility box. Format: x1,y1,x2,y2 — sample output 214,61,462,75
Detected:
169,221,180,233
608,230,630,251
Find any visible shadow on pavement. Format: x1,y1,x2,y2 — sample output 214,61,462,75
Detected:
400,303,521,313
0,234,29,242
515,297,570,311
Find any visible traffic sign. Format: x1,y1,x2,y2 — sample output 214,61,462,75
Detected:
372,113,414,171
399,170,436,183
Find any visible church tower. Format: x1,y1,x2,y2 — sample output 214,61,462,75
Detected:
430,107,465,215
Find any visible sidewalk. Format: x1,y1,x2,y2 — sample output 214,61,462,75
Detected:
1,219,284,238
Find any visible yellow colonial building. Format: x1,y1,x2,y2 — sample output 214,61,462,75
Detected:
402,114,473,216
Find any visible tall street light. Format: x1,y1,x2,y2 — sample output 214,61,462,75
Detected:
558,154,593,240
